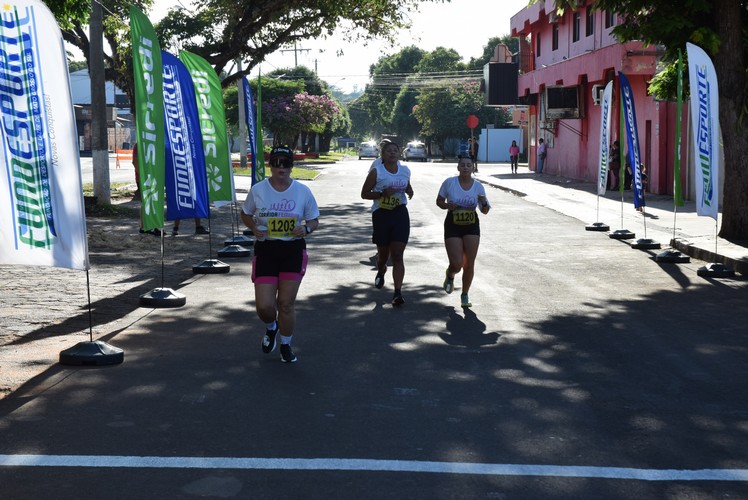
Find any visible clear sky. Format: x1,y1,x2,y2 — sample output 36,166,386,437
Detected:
252,0,530,93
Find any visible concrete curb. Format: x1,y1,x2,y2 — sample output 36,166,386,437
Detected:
670,238,748,275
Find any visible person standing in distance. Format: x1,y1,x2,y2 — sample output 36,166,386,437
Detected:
469,137,479,172
241,146,320,363
360,141,414,306
607,140,621,190
436,156,490,308
509,140,520,174
537,138,547,174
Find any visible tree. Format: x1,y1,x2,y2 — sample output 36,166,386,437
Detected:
356,43,507,148
49,0,443,109
363,46,427,135
413,80,485,156
319,99,352,152
46,0,150,112
391,85,421,142
469,35,520,69
360,45,480,143
226,66,347,152
415,47,465,73
348,95,378,141
590,0,748,239
223,73,304,138
67,59,88,73
262,93,339,147
413,86,462,152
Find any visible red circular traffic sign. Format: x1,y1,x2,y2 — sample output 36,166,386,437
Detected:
466,115,479,129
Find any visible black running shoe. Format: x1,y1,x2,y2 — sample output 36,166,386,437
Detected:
280,344,297,363
374,270,385,289
262,326,278,354
195,226,210,235
392,292,405,307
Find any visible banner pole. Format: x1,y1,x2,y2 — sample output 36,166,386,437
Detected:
609,80,634,240
86,270,93,342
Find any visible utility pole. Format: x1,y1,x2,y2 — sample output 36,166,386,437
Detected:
280,42,310,67
90,0,110,204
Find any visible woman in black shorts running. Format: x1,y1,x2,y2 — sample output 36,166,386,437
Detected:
360,141,414,306
436,156,490,307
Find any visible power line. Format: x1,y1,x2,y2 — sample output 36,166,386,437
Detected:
268,68,484,90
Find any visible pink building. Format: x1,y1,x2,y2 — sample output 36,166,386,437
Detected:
510,0,685,196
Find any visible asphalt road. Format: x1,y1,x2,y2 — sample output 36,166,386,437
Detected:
1,158,747,499
80,155,136,186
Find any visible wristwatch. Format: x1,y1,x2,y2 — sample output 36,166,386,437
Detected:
305,225,312,235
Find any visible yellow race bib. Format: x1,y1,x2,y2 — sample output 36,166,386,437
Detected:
452,209,476,225
267,217,296,238
379,195,401,210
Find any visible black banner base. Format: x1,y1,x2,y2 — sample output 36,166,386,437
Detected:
697,263,735,278
224,235,253,247
217,245,251,258
631,238,661,250
193,259,231,274
609,229,635,240
585,222,610,232
59,340,124,366
139,287,187,308
655,249,691,263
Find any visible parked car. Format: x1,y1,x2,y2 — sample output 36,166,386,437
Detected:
403,141,428,162
358,141,379,160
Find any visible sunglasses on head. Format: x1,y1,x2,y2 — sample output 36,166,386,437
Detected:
270,158,292,168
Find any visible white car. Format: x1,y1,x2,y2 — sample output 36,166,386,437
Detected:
358,141,379,160
403,142,427,162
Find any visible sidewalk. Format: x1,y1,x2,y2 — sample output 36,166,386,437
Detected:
472,162,747,276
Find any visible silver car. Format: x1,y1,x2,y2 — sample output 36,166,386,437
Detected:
358,141,379,160
403,141,427,162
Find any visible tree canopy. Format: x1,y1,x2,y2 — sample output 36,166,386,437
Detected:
48,0,443,107
413,80,489,153
351,39,511,152
468,35,519,69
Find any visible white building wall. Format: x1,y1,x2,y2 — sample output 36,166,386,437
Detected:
478,128,523,162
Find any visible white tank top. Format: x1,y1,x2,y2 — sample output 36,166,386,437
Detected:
370,160,411,212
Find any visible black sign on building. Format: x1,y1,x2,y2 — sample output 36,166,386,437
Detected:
482,62,519,106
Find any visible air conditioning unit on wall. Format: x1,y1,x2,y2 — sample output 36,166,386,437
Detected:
591,84,606,106
540,120,558,134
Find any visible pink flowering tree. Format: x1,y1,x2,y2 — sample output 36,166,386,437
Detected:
263,92,340,148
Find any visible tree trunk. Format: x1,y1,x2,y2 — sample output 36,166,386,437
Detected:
90,0,111,205
714,0,748,240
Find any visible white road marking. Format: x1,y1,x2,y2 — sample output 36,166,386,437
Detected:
1,455,747,481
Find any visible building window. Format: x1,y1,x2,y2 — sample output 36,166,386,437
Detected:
604,10,615,28
573,12,581,42
536,32,541,57
552,23,559,51
586,7,594,36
